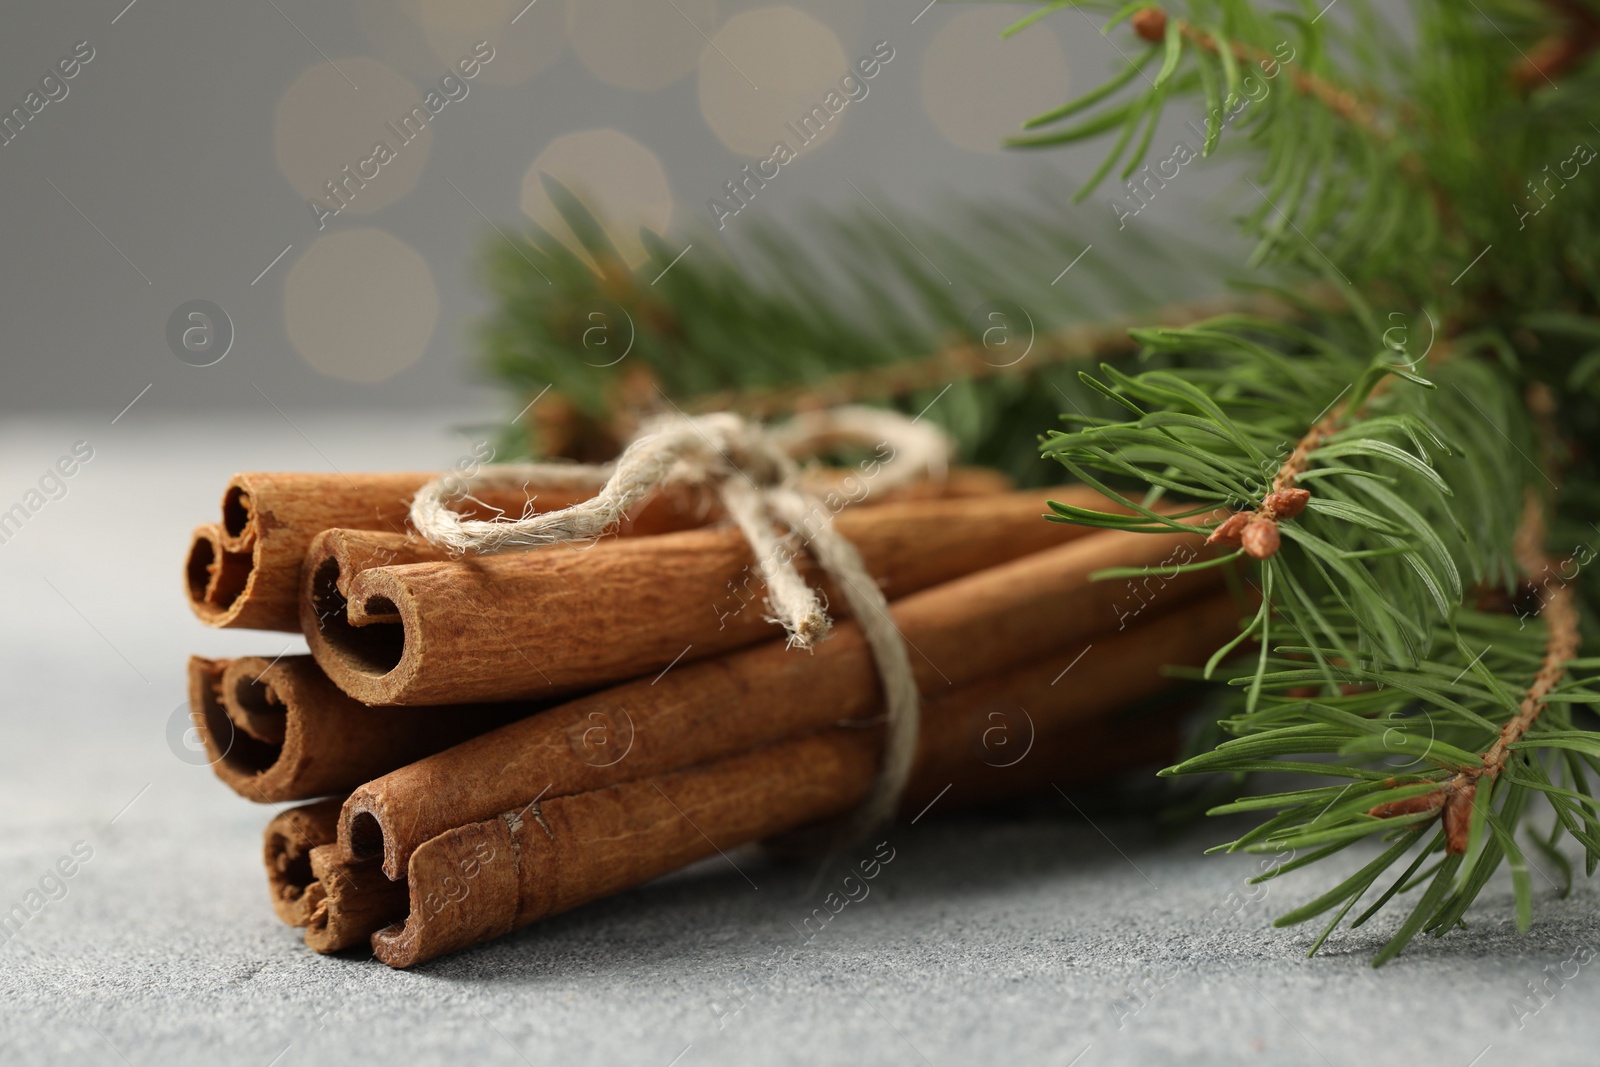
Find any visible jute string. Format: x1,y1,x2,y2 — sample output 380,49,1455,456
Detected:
409,406,954,834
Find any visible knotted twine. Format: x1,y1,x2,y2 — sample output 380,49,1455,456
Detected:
409,405,955,836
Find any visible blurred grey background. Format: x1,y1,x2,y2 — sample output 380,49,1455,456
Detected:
0,0,1239,419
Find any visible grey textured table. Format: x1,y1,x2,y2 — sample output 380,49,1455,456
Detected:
2,414,1595,1066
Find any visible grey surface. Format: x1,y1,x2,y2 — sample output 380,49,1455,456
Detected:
1,413,1598,1066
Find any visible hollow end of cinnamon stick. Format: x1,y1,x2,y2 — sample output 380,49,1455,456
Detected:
220,658,290,746
342,809,388,869
197,652,543,804
303,544,413,700
219,481,255,551
303,846,410,954
188,656,283,790
185,525,253,623
263,799,343,927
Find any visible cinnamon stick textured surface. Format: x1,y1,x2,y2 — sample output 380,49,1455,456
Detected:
187,654,538,803
374,714,1198,969
293,591,1233,957
304,486,1122,706
340,525,1222,879
897,592,1242,812
373,733,877,967
369,591,1241,966
185,467,1010,633
302,846,409,954
185,470,661,632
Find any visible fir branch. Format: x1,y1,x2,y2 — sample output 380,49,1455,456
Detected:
474,178,1256,484
1131,6,1387,137
688,285,1342,418
1039,320,1528,677
1038,307,1594,960
1204,376,1381,560
1511,0,1600,91
1369,491,1584,853
1013,0,1600,307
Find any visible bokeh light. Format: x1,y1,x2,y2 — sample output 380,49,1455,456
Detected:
520,128,675,269
566,0,717,91
920,7,1071,154
284,229,439,383
698,6,849,158
273,57,433,215
415,0,565,85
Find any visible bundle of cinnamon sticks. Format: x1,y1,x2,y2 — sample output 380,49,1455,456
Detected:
185,464,1240,966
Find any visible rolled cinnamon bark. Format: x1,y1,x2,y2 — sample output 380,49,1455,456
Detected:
297,592,1239,956
298,722,1182,960
341,524,1222,879
187,467,1010,632
304,486,1122,706
186,524,252,624
302,846,409,953
375,734,876,966
261,809,408,950
188,655,538,803
369,591,1243,966
187,470,631,631
300,726,1181,957
263,799,343,926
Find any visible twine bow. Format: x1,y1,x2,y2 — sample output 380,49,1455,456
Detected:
409,405,955,834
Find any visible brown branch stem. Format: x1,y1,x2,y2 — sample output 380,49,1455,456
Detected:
527,286,1346,457
1370,490,1581,853
1133,7,1388,138
1208,376,1391,560
688,287,1342,419
1181,24,1383,136
1512,0,1600,92
1132,7,1437,204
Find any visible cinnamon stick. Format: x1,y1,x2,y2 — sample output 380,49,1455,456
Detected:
304,486,1125,706
186,524,251,623
187,467,1010,632
263,799,343,926
188,654,538,803
302,846,409,953
368,591,1243,966
300,724,1179,957
294,591,1239,956
187,470,647,632
261,806,408,951
340,524,1221,879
